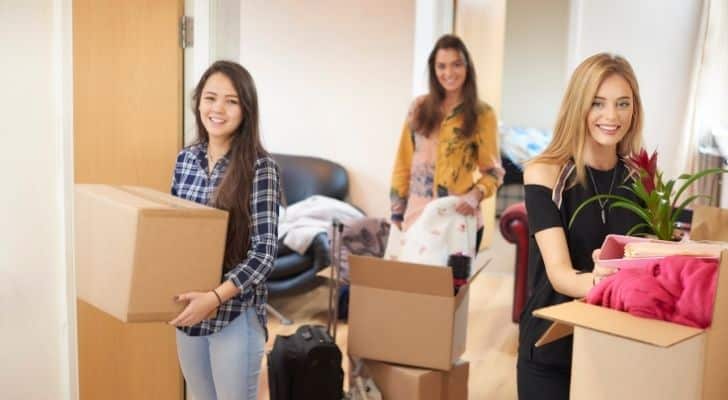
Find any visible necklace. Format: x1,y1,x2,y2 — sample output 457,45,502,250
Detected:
586,164,618,224
206,147,221,175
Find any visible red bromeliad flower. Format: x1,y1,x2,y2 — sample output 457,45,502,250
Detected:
571,146,726,240
627,148,658,193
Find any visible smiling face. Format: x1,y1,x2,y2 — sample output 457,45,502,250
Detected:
434,48,467,97
586,73,634,149
198,72,243,142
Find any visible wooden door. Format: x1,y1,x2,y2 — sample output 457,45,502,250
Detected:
73,1,184,399
74,0,183,191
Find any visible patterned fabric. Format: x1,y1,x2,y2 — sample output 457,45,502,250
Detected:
499,125,552,167
171,143,280,338
340,217,391,282
390,99,502,223
401,131,438,230
496,184,525,217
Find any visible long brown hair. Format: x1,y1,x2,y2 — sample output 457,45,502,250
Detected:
412,34,481,138
193,61,268,271
532,53,643,185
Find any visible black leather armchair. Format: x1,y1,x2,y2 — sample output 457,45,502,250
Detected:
267,153,349,302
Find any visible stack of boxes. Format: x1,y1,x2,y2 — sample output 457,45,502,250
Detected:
74,184,230,398
347,255,485,399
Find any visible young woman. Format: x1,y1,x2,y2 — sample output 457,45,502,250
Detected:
390,34,503,249
517,53,645,399
169,60,280,400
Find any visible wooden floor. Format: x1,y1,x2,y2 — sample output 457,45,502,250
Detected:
257,232,519,399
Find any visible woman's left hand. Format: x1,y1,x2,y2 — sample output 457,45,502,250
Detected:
455,189,482,216
169,291,219,327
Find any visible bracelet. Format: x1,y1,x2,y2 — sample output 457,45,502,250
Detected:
211,289,223,306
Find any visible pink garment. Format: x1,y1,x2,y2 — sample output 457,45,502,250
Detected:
587,256,718,328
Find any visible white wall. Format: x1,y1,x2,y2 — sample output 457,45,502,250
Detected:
501,0,569,131
239,0,416,216
412,0,454,95
455,0,507,114
568,0,702,179
0,1,75,399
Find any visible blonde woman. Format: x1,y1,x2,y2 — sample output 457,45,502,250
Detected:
517,53,644,399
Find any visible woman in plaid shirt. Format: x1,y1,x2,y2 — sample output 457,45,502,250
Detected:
169,61,281,400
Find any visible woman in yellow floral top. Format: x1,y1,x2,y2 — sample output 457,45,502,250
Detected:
390,34,503,247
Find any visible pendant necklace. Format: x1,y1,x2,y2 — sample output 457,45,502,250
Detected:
586,164,617,224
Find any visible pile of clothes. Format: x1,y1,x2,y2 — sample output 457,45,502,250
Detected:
588,255,718,328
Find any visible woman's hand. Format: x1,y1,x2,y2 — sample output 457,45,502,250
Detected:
591,249,617,286
455,188,482,216
169,291,219,327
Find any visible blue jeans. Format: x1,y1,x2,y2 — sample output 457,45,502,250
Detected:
176,308,265,400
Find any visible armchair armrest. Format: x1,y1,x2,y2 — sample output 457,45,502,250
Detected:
499,202,529,322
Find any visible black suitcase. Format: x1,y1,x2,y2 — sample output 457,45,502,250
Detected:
267,220,345,400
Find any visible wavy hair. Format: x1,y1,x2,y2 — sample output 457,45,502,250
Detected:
412,34,481,138
533,53,643,185
192,60,268,271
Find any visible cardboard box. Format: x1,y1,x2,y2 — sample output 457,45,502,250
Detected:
347,255,485,370
362,359,469,400
75,184,228,322
533,206,728,400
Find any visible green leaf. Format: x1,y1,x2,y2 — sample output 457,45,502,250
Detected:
568,194,635,229
626,223,652,236
621,183,649,203
672,168,728,209
671,194,712,226
609,200,653,226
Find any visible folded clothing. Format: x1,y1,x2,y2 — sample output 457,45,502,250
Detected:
587,255,718,328
624,240,727,258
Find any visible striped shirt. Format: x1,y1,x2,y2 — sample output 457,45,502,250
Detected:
171,143,280,337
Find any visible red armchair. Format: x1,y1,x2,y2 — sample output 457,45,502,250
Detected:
499,202,529,323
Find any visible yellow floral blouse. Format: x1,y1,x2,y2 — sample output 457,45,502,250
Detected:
390,101,501,223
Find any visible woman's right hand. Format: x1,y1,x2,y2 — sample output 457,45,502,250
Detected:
592,249,617,286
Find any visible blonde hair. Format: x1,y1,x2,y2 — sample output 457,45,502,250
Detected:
533,53,643,186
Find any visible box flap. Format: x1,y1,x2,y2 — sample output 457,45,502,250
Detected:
691,206,728,242
120,186,212,210
76,184,226,215
454,258,490,307
533,301,704,347
702,250,728,398
534,321,574,347
349,255,452,297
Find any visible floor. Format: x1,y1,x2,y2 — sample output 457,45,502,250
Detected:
257,228,519,399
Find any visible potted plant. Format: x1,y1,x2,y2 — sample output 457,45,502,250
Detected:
569,148,727,240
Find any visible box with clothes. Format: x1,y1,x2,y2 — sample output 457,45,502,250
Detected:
74,184,228,322
533,206,728,400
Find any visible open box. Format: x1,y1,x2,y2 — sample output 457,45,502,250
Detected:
347,255,486,370
533,206,728,399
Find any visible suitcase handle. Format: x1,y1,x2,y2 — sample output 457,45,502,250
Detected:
327,218,344,341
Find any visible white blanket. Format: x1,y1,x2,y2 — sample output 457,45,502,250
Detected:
278,195,364,254
385,196,477,266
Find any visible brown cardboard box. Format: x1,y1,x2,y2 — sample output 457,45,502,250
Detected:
363,359,469,400
533,206,728,400
75,184,228,322
347,255,485,370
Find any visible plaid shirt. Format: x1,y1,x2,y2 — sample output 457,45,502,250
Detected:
171,143,280,337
